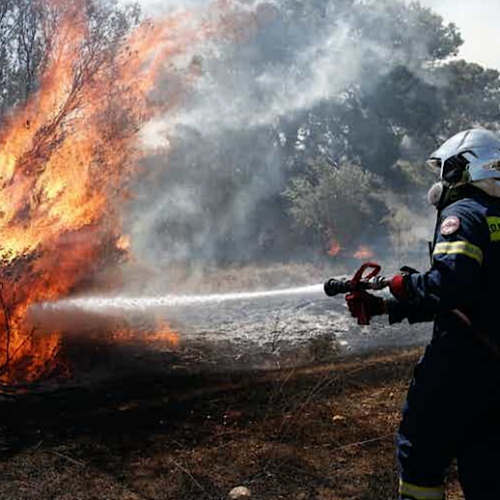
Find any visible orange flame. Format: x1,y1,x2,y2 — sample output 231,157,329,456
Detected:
148,322,181,349
353,246,375,260
112,320,180,350
328,239,342,257
0,0,255,383
116,236,131,252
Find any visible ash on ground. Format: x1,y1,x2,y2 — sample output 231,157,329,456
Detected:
162,287,431,366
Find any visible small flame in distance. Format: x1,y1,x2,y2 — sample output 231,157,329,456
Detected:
353,246,375,260
328,239,342,257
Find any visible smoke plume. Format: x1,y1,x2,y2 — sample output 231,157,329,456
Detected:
123,0,459,275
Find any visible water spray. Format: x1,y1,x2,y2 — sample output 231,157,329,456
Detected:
30,263,386,325
39,284,323,311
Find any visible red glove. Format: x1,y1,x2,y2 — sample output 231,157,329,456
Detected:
346,291,386,325
389,274,409,302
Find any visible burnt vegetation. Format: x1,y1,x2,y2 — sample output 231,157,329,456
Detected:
1,350,428,500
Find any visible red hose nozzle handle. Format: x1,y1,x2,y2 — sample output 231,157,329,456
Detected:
351,262,381,287
350,262,382,326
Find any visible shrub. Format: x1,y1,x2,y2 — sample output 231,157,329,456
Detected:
284,161,386,249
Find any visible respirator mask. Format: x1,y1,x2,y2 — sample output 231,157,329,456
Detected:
427,181,449,209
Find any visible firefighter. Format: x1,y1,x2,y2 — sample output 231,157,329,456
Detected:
346,129,500,500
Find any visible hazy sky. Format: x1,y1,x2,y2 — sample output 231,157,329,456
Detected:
420,0,500,70
125,0,500,71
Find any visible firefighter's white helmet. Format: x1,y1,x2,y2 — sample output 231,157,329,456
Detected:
427,129,500,190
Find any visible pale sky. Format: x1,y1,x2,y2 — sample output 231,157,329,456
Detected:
124,0,500,71
421,0,500,70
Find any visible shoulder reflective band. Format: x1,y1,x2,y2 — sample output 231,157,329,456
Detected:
487,216,500,242
399,480,444,500
433,241,483,265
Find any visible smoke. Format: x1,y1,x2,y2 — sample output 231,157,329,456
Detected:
169,24,367,131
122,0,456,276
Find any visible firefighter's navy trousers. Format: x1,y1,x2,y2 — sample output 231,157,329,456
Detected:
397,322,500,500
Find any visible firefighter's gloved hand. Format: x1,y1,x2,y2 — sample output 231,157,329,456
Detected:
346,291,386,324
389,274,410,302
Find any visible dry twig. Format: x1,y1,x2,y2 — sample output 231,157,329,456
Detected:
169,458,213,497
326,433,394,453
52,450,86,468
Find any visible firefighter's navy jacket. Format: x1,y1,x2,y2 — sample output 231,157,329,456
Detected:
389,186,500,340
390,187,500,500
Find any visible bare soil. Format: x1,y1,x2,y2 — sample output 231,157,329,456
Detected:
0,348,464,500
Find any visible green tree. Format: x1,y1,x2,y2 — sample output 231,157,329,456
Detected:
284,162,386,250
434,60,500,136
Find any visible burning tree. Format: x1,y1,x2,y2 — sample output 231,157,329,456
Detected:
0,0,246,383
0,0,146,382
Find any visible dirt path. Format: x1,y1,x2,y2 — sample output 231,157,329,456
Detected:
0,348,464,500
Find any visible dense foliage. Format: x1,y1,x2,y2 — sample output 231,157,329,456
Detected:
265,1,500,259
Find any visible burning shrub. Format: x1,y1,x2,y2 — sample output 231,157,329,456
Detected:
0,0,147,383
0,0,242,383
